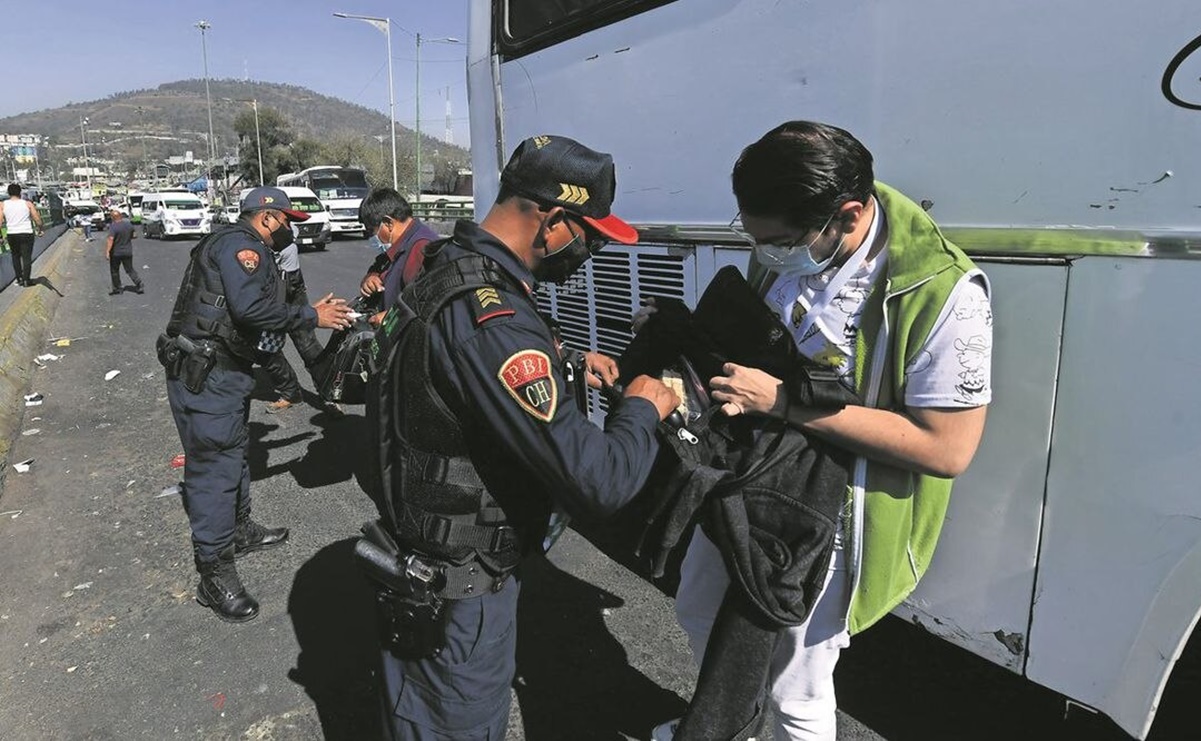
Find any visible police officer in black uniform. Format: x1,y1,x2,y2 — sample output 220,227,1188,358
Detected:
363,136,680,738
159,187,353,623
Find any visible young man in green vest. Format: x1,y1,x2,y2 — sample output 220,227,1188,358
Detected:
659,121,993,741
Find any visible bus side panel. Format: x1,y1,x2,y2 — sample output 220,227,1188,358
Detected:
488,0,1201,232
1028,257,1201,739
894,260,1066,672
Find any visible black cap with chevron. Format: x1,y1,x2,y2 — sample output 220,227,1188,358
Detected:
499,134,638,244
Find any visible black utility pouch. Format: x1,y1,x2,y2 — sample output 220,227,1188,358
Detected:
378,590,449,660
179,342,217,393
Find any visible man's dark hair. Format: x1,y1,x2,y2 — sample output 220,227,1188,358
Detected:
732,121,874,232
7,183,19,197
358,187,413,231
496,182,544,215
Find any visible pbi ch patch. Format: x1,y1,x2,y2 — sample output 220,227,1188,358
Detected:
498,349,557,422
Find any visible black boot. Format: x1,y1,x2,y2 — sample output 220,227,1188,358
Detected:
195,547,259,622
234,516,289,557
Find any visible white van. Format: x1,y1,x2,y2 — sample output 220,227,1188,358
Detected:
141,192,211,239
274,185,332,250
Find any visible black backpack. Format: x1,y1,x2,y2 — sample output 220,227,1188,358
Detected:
312,297,376,404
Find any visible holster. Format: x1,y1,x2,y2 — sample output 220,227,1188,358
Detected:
156,333,217,393
355,520,451,660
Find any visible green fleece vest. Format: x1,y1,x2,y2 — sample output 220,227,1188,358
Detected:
747,182,979,634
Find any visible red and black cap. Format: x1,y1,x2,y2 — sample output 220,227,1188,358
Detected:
240,186,310,222
500,135,637,244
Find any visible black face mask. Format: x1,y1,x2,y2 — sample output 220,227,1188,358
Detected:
532,219,606,284
266,215,294,251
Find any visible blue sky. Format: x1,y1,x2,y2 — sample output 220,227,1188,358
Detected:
4,0,472,145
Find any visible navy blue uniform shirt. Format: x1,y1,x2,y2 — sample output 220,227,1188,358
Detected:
212,225,317,337
426,220,661,526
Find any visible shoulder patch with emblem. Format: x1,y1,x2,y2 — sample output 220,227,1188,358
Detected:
236,249,261,274
471,286,516,325
498,349,557,422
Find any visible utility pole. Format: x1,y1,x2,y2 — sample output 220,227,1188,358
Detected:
333,13,398,190
80,115,91,191
444,86,453,145
195,20,217,196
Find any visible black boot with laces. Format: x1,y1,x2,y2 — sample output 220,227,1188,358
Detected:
196,546,259,623
233,516,289,558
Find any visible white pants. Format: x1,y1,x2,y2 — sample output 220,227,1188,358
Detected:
675,529,851,741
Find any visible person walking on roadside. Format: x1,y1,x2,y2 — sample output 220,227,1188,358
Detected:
157,187,354,623
105,209,143,295
1,183,43,287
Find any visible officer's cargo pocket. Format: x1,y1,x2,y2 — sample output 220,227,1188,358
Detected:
393,675,499,739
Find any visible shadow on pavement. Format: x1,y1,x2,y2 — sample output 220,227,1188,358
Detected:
28,275,64,296
514,555,688,740
246,421,314,481
287,537,383,741
288,405,376,498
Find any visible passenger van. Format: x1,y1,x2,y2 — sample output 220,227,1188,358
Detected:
468,2,1201,738
273,185,332,250
141,192,211,239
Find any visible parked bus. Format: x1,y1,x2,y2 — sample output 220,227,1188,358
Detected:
467,1,1201,738
277,166,368,238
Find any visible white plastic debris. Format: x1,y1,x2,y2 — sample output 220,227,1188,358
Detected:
156,484,182,499
36,354,61,362
24,393,43,406
104,370,121,381
12,459,33,473
73,582,93,591
22,429,41,436
0,510,22,519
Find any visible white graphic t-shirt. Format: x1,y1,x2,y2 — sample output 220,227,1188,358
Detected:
762,200,992,408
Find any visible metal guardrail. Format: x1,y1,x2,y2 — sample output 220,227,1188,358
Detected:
410,202,474,222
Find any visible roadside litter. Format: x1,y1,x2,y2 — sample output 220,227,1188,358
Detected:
24,393,43,407
0,510,22,519
156,484,182,499
170,454,186,469
104,370,121,381
12,459,33,473
22,429,40,436
36,354,62,362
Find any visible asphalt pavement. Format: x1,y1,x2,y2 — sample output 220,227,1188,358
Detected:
0,228,1138,740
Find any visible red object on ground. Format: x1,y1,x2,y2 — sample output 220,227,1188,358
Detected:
170,454,186,469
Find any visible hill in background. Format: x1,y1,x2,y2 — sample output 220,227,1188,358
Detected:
0,79,470,190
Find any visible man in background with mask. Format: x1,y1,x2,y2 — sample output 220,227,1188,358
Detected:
159,187,354,622
260,237,328,413
652,121,993,741
356,187,440,324
368,135,681,738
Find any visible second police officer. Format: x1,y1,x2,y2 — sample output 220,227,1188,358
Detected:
364,136,681,738
158,187,353,622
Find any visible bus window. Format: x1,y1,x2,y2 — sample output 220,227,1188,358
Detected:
498,0,677,57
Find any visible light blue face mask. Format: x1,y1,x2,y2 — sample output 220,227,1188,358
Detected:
367,234,388,253
751,212,841,275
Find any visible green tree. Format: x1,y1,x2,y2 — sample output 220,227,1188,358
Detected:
234,106,294,186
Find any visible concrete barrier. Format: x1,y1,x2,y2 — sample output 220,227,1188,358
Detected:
1,224,70,290
0,227,78,493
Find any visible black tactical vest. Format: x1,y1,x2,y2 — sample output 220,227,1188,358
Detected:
165,224,281,361
367,250,532,575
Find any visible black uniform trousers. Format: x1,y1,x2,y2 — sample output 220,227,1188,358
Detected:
109,254,142,290
166,366,255,563
262,269,324,401
8,233,34,284
380,576,520,740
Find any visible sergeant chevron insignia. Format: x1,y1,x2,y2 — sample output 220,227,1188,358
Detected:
532,135,551,149
471,286,515,325
557,183,590,206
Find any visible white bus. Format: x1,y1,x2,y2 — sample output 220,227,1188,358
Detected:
467,2,1201,738
277,166,368,238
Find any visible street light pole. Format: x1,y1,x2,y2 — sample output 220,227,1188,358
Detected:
252,99,264,186
334,12,398,190
79,115,90,191
195,20,217,195
414,34,460,203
